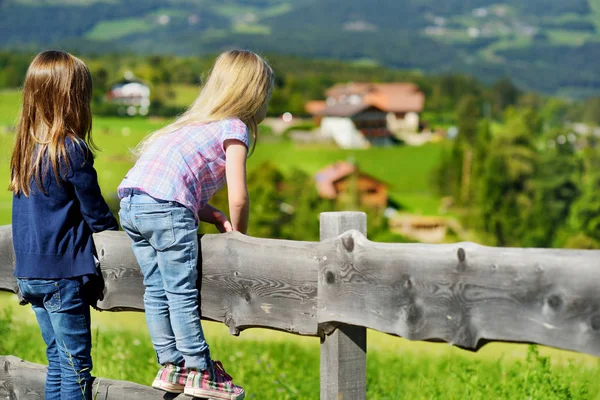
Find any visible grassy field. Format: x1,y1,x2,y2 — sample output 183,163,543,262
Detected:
2,88,600,398
85,17,153,41
1,293,599,399
0,88,443,224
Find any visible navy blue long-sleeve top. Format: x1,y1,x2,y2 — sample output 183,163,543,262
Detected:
12,138,119,279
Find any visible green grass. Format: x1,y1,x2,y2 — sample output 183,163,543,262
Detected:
146,8,190,18
480,37,533,63
211,2,290,23
248,141,442,213
163,84,200,108
233,23,272,35
85,18,153,41
0,87,444,224
261,3,292,18
546,29,592,45
1,297,599,399
10,0,116,4
589,0,600,31
0,89,21,124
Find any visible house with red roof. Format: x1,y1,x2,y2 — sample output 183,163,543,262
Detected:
315,161,388,209
305,82,425,148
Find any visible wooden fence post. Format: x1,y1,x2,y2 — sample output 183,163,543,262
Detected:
320,212,367,400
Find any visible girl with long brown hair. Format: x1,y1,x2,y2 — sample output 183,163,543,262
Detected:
10,50,118,400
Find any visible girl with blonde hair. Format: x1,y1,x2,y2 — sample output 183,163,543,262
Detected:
118,49,274,399
10,50,119,400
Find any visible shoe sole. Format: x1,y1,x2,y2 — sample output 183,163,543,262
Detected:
183,387,245,400
152,379,185,394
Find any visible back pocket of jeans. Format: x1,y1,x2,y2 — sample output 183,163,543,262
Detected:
45,283,61,312
135,211,175,251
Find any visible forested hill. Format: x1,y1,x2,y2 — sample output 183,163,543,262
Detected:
2,0,600,97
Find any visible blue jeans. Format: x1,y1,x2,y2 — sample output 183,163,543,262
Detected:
119,192,211,370
17,277,92,400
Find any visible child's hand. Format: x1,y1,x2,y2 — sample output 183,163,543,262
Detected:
213,211,233,233
198,204,233,233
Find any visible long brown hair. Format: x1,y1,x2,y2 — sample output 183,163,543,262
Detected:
136,50,274,157
10,50,94,196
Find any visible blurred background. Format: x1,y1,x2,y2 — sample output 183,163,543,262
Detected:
0,1,599,399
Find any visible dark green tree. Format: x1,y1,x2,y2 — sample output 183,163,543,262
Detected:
567,141,600,247
478,108,538,246
523,129,582,247
455,94,482,204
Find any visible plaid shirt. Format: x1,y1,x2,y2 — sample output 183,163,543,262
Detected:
118,118,249,217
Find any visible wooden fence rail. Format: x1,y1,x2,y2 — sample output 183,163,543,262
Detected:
1,212,600,399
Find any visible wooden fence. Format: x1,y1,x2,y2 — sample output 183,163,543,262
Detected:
1,211,600,399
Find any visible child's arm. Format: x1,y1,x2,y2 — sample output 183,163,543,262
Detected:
197,204,232,233
224,139,249,234
65,140,119,233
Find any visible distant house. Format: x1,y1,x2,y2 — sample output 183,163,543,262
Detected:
306,82,425,148
106,80,151,116
315,161,388,209
388,215,448,243
317,103,394,148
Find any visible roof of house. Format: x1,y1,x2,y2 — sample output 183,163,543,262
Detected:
320,82,425,114
305,100,327,115
314,161,386,199
107,81,150,98
317,103,385,118
315,161,357,199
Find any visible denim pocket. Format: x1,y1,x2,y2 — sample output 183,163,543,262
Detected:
135,211,176,251
44,283,61,312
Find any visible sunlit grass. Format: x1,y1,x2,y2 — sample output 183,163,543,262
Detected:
85,18,153,41
2,293,599,399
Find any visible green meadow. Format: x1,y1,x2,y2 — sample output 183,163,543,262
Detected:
0,88,442,225
1,88,600,398
2,294,599,400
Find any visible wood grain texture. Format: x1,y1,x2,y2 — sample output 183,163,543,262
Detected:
0,355,189,400
319,212,367,400
318,230,600,355
0,226,17,297
1,224,600,355
92,229,321,335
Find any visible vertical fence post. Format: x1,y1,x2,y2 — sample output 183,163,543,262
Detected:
320,211,367,400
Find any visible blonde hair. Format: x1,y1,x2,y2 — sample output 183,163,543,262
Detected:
136,49,275,156
10,50,94,196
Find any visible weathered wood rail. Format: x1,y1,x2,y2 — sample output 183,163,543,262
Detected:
1,211,600,400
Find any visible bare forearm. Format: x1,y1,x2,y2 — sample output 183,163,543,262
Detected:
197,204,220,224
229,199,249,234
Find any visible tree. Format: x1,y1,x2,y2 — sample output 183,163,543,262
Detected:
455,94,482,204
477,108,538,246
567,141,600,247
523,129,582,247
488,77,521,118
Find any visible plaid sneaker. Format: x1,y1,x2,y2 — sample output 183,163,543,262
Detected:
152,363,188,393
184,360,245,400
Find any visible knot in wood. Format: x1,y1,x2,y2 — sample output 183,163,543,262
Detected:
591,315,600,331
547,294,562,310
243,292,251,303
457,248,466,263
325,271,336,285
342,236,354,252
406,304,422,325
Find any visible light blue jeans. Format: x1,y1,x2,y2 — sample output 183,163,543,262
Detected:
17,277,92,400
119,191,211,370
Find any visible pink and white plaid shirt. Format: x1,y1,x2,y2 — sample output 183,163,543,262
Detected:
118,118,249,217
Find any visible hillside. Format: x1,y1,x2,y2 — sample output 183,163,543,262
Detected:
1,0,600,97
